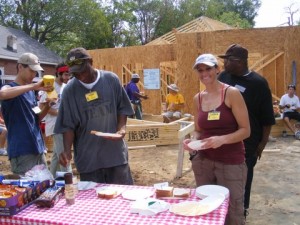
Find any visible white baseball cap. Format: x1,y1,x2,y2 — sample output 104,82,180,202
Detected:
193,54,218,69
131,73,140,79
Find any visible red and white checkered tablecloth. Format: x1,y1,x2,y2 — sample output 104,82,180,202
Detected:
0,184,229,225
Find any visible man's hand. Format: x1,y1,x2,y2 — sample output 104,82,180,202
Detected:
59,152,72,167
256,143,265,160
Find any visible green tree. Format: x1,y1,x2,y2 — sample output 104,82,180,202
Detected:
209,0,260,27
0,0,261,52
126,0,164,44
176,0,259,28
219,12,251,28
101,0,139,47
0,0,111,56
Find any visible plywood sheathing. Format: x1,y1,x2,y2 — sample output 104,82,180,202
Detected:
88,26,300,115
176,27,300,114
89,45,176,115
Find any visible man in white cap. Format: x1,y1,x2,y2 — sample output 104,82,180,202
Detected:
162,83,185,123
0,53,54,175
125,73,148,120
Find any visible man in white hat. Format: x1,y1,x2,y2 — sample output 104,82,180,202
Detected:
162,83,185,123
0,53,54,175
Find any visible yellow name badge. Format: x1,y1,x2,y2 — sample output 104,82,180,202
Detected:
207,111,220,120
85,91,99,102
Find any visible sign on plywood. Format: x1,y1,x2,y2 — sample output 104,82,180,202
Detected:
144,69,160,89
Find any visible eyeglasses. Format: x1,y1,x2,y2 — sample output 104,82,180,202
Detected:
66,58,85,67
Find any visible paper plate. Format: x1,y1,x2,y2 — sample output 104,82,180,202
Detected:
195,185,229,199
130,198,170,216
122,189,154,201
169,194,225,216
187,140,205,150
91,131,122,138
95,186,124,197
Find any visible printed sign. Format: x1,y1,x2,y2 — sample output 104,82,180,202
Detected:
144,69,160,90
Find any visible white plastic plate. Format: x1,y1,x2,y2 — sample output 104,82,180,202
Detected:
95,186,124,197
122,189,154,201
195,185,229,199
91,131,122,138
130,197,170,216
187,140,205,150
169,194,225,216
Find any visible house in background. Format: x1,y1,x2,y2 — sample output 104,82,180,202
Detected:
0,25,62,84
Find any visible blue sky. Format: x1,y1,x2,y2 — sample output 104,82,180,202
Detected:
255,0,300,28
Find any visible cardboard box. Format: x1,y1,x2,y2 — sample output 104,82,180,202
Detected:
0,180,50,216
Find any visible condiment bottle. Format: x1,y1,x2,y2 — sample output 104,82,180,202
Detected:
72,175,78,196
64,173,75,205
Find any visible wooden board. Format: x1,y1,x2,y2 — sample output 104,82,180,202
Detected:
125,123,180,147
270,118,298,137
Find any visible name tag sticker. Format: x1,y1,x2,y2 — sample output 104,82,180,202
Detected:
85,91,99,102
208,111,220,120
32,106,41,114
235,84,246,93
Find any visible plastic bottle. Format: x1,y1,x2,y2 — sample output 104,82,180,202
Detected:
72,175,78,196
64,173,75,205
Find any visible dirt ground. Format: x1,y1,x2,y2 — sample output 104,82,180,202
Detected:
0,135,299,224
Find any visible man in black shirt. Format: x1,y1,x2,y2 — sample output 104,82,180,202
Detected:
218,44,275,218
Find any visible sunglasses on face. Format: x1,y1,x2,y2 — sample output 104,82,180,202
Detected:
66,58,85,67
288,85,296,89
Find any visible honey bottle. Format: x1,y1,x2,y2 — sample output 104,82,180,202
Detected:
64,173,75,205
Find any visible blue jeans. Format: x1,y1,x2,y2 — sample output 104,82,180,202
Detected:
244,155,258,209
130,100,143,120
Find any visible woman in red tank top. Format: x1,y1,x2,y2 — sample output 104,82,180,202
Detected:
183,53,250,225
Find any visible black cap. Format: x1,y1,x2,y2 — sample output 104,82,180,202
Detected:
218,44,248,59
66,47,91,62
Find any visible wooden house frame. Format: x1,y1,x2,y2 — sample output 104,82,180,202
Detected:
89,25,300,116
88,21,300,177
